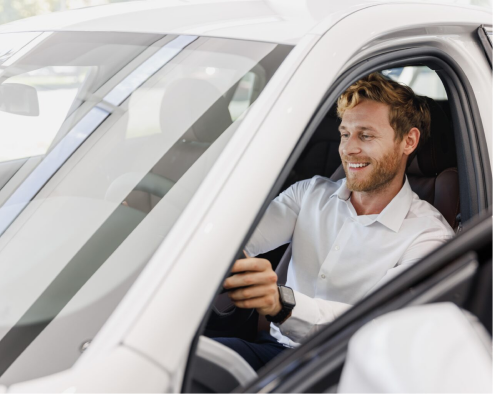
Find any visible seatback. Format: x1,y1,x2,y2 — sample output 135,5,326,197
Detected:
281,105,342,188
406,98,459,228
125,78,232,212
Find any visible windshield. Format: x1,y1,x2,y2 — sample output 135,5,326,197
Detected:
0,31,292,384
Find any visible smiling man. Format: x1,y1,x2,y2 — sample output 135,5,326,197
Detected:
217,72,454,370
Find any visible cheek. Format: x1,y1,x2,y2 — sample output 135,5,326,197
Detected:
373,143,398,161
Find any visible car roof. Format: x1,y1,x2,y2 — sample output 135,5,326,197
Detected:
0,0,490,45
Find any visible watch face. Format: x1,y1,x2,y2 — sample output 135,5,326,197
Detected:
280,286,296,306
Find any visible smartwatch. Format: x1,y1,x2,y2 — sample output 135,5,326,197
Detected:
266,286,296,324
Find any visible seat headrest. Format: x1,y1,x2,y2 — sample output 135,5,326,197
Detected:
407,97,457,177
160,78,232,144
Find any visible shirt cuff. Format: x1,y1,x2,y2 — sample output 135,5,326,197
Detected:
276,290,352,343
276,290,320,343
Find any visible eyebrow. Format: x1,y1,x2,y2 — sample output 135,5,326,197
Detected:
338,125,378,132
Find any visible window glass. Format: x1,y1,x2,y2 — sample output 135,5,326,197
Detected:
0,66,93,162
383,66,447,100
228,71,258,121
0,31,292,383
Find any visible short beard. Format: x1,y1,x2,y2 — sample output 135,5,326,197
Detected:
342,148,401,193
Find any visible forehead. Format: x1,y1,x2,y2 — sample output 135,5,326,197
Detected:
340,100,392,131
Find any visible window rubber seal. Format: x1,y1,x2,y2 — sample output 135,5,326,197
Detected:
234,46,491,392
477,25,492,67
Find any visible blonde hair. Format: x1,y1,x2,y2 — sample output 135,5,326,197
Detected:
337,72,431,143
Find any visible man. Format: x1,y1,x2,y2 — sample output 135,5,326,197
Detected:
216,73,454,370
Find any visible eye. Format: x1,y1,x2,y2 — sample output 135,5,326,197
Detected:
340,133,349,139
361,134,372,140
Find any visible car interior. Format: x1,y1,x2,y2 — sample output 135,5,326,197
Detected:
182,64,489,393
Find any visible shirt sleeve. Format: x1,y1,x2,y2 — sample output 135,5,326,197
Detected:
244,178,314,257
276,290,352,343
276,221,454,343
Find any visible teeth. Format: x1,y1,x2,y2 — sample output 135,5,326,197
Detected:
348,163,369,168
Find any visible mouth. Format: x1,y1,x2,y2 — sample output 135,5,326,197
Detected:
347,162,370,170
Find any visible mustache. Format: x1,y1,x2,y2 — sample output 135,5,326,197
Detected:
340,155,372,163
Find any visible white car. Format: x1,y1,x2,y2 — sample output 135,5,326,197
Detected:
0,0,491,392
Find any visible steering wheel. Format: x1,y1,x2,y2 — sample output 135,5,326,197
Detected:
205,272,257,335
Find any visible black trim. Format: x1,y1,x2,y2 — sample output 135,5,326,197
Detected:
183,46,491,393
477,26,492,67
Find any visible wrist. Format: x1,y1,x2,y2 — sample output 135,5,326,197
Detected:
266,286,296,324
270,300,282,316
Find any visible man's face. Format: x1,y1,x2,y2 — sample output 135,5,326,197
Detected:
338,100,406,193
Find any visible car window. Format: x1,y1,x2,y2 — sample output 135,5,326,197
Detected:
0,65,94,163
383,66,448,100
0,31,292,384
229,71,262,121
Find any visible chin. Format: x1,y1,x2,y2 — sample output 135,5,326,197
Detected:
343,170,372,192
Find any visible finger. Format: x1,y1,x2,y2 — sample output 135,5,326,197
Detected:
230,258,271,273
228,284,277,301
233,295,276,310
243,250,251,259
224,271,277,289
226,258,253,276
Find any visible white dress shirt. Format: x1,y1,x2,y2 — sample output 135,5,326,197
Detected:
245,176,454,347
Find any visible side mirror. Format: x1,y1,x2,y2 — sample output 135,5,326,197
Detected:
0,83,39,116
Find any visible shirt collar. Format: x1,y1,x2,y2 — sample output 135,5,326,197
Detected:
376,177,413,232
330,179,351,201
330,177,413,232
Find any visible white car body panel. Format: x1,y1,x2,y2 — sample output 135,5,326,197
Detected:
0,0,371,45
0,0,490,392
8,346,169,393
338,303,492,393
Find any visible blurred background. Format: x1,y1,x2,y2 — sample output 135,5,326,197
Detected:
0,0,137,25
0,0,491,26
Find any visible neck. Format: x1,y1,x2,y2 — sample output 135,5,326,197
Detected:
350,174,406,216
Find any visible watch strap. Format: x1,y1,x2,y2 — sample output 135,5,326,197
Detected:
265,307,292,324
266,286,295,324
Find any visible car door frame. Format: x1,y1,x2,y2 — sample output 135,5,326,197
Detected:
180,6,492,393
235,31,492,394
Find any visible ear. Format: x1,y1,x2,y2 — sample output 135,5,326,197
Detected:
403,127,420,157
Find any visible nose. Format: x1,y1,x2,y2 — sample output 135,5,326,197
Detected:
340,134,362,156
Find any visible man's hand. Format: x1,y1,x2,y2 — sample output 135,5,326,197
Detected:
223,251,281,316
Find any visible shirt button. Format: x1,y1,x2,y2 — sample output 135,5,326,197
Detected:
320,274,326,279
334,245,340,251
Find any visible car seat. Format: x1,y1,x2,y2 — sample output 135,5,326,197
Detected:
125,78,233,212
